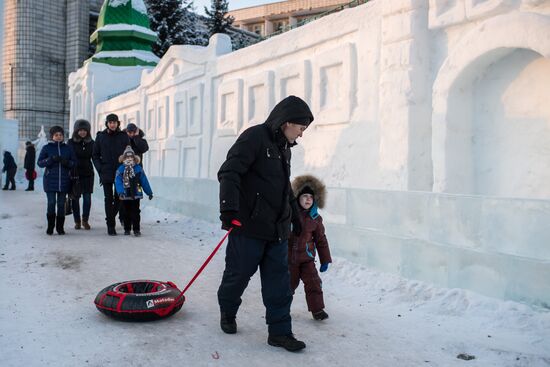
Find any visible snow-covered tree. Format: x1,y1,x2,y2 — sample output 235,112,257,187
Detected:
204,0,234,36
144,0,202,57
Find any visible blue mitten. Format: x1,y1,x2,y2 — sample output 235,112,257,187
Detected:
319,263,329,273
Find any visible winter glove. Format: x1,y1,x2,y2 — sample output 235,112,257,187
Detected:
51,155,61,162
220,211,238,231
319,263,329,273
148,195,153,200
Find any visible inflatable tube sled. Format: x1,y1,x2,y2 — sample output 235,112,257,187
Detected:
94,280,185,321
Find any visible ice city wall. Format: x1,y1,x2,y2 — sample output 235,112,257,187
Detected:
68,0,550,307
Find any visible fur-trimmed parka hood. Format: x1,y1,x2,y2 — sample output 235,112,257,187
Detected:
72,119,92,143
291,174,326,209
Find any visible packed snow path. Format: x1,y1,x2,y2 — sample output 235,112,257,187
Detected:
0,188,549,367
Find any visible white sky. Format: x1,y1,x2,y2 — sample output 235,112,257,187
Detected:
194,0,281,15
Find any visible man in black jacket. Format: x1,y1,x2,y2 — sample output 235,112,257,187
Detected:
124,123,149,161
24,141,36,191
217,95,313,352
92,113,130,235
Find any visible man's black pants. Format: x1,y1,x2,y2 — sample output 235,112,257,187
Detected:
217,233,293,336
103,183,119,228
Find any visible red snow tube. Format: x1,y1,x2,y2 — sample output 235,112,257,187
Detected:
94,280,185,321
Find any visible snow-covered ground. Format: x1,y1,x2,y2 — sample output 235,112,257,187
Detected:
0,186,549,367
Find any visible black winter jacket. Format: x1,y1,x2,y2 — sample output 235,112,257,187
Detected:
2,151,17,172
92,128,129,184
68,136,94,177
24,145,36,171
218,95,314,241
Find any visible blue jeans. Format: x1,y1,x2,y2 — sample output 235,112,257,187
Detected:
46,192,66,216
72,193,91,221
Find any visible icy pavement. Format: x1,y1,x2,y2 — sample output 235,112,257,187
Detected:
0,188,549,367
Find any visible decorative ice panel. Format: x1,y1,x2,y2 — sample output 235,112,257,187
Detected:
146,101,156,140
174,91,187,137
275,60,311,103
188,83,204,136
217,79,243,137
312,43,356,126
465,0,514,20
429,0,466,29
179,137,201,178
244,71,274,128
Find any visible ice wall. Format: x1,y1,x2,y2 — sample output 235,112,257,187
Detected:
69,0,550,306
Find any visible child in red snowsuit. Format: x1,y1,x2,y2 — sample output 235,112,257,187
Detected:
289,175,332,320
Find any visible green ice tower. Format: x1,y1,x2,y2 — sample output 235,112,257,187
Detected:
89,0,159,66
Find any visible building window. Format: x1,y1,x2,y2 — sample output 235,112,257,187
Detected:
251,24,263,35
274,20,288,32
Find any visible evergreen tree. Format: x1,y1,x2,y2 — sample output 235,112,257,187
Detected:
204,0,234,36
144,0,200,57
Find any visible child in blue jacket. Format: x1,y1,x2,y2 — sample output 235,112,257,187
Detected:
115,146,153,236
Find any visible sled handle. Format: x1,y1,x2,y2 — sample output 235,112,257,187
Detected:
161,220,243,315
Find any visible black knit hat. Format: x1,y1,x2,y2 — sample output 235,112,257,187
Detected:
298,185,315,198
49,125,65,138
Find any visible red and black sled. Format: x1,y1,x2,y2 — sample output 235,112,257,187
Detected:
94,220,240,321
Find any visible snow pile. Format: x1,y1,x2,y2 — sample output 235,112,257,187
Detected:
93,50,160,63
91,24,157,38
109,0,148,15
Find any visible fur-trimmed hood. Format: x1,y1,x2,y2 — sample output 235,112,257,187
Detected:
291,174,327,209
72,119,92,143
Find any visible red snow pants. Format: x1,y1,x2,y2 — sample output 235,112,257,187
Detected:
289,261,324,312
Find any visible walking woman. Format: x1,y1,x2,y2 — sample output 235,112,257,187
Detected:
68,119,95,230
37,126,77,235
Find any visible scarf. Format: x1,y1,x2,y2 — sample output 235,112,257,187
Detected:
123,158,136,190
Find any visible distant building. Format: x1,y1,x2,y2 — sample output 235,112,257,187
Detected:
1,0,103,140
229,0,351,37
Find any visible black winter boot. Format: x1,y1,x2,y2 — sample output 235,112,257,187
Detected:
46,214,56,235
267,334,306,352
107,227,117,236
56,215,65,235
220,312,237,334
312,310,329,320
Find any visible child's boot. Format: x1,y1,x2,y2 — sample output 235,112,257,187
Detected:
312,309,329,320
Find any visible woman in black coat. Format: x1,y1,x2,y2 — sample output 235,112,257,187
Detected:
24,141,36,191
67,119,95,230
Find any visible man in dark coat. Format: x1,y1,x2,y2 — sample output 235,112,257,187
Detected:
124,123,149,161
2,151,17,190
92,113,130,235
68,119,95,230
24,141,36,191
217,95,314,352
